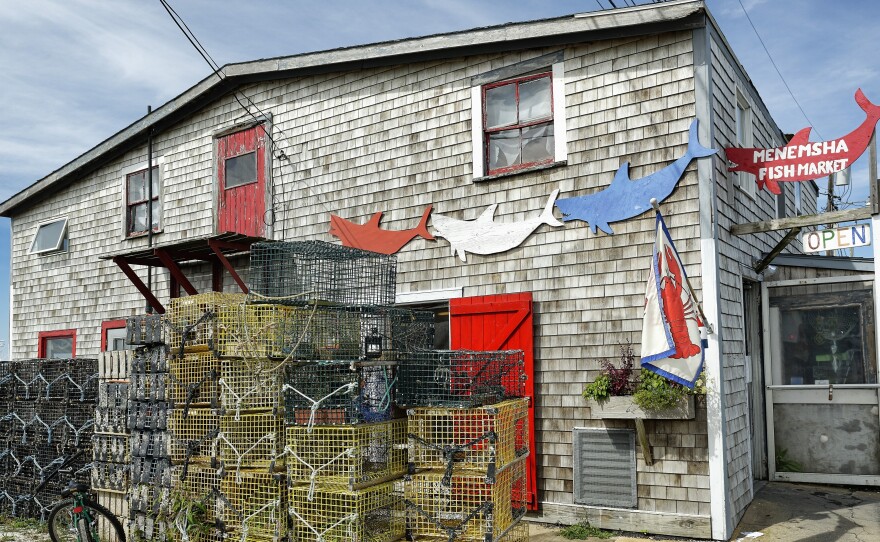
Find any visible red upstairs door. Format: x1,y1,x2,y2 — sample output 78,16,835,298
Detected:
450,292,537,510
217,125,266,237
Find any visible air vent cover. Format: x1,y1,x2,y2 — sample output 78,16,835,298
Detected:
573,427,637,508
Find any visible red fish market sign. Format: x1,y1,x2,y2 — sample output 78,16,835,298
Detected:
726,89,880,195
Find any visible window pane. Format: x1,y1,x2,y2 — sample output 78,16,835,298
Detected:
149,166,160,196
519,77,552,123
151,199,162,230
106,328,128,351
225,152,257,188
131,203,148,233
488,129,522,171
485,84,517,129
736,103,747,145
32,219,66,252
522,123,554,164
128,171,145,203
45,337,73,359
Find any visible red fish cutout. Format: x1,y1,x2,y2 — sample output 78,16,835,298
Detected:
726,89,880,194
329,205,435,255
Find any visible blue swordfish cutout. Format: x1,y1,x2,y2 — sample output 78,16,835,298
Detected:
555,119,717,234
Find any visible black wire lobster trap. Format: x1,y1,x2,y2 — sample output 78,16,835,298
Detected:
396,350,526,408
247,241,397,307
96,381,129,434
3,358,98,402
126,313,165,346
282,361,397,428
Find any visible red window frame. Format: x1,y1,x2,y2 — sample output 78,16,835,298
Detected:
482,72,554,176
38,329,77,358
126,165,160,237
101,319,127,352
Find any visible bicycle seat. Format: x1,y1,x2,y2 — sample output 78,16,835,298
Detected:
60,482,90,497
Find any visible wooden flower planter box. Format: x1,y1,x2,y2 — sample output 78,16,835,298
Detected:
587,395,695,420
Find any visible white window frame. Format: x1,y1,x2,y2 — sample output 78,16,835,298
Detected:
120,158,164,240
29,217,69,255
735,88,756,200
471,61,567,179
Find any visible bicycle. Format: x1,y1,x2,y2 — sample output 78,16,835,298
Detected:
33,449,126,542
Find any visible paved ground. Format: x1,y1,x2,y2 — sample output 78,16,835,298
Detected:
3,481,879,541
528,481,880,541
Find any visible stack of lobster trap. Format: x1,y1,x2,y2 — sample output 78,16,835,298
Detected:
399,350,531,542
124,318,175,542
92,347,134,539
247,241,434,542
0,358,97,519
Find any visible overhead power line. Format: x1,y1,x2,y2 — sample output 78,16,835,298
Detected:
736,0,823,141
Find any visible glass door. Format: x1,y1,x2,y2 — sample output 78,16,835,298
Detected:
763,275,880,485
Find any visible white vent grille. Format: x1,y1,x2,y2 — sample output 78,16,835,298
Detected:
572,428,637,508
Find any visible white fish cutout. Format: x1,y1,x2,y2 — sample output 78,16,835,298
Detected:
432,189,563,262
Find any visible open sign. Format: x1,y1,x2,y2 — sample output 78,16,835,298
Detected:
802,224,872,253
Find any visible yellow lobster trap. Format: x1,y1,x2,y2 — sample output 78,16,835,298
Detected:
168,352,220,411
407,399,529,481
168,408,219,466
404,458,527,542
166,465,225,542
288,480,403,542
285,419,406,492
220,469,286,542
217,410,284,475
219,360,283,416
166,292,247,354
215,302,317,360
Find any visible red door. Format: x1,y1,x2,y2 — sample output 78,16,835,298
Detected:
217,125,266,237
450,293,537,510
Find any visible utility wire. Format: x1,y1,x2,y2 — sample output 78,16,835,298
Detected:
737,0,823,140
158,0,334,222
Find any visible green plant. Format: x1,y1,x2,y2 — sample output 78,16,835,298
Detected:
558,521,613,539
168,488,213,542
776,448,803,472
632,368,707,412
582,343,636,403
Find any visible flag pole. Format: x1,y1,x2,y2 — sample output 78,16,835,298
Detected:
649,199,714,335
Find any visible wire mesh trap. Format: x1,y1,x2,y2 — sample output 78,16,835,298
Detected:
407,399,529,482
169,409,219,466
130,372,168,403
93,433,131,463
288,481,403,542
220,469,286,542
129,482,171,517
215,302,310,360
6,358,99,402
91,460,129,492
217,410,283,475
219,361,283,415
129,512,171,542
404,458,527,542
131,429,171,458
168,352,220,411
127,313,165,346
285,419,406,492
248,241,397,308
127,400,170,431
396,350,526,408
166,292,248,354
131,455,173,487
131,345,170,374
283,362,396,427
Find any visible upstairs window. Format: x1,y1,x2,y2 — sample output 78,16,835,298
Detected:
30,217,68,254
735,89,756,199
484,73,554,175
126,165,161,237
471,54,567,180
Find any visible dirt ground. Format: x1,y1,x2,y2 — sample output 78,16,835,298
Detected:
0,520,50,542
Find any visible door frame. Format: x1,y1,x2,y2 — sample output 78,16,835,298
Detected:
212,115,273,239
762,274,880,485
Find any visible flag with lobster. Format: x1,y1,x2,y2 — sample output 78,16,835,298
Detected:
640,211,707,388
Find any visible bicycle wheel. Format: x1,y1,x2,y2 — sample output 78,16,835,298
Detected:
48,498,126,542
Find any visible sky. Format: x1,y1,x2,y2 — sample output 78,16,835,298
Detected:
1,0,879,359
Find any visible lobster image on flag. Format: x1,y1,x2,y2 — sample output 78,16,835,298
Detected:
640,206,707,388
